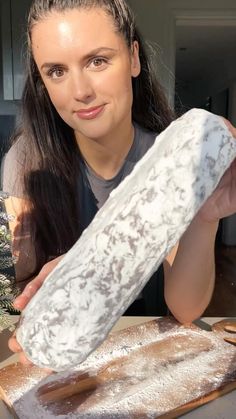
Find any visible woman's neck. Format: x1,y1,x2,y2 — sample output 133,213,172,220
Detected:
75,121,134,180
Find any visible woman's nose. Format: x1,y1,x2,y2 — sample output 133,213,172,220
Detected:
71,70,94,102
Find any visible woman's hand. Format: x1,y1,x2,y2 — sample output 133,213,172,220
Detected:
165,118,236,323
8,255,64,366
198,119,236,223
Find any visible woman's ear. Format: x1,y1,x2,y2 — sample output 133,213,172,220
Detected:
131,41,141,78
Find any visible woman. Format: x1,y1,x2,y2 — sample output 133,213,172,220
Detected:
4,0,236,365
4,0,173,308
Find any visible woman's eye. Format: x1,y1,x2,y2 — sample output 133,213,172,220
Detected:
90,57,108,69
47,67,65,79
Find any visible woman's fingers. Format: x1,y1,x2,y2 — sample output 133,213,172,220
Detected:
8,332,33,365
18,352,34,366
13,255,64,311
8,333,22,353
9,255,65,365
13,277,43,310
9,338,52,369
222,117,236,138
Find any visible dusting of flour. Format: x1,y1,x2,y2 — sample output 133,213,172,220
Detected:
6,319,236,419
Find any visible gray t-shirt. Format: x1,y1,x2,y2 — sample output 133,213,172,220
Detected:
82,123,157,209
2,124,157,199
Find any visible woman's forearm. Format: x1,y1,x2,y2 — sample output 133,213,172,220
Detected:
164,216,219,323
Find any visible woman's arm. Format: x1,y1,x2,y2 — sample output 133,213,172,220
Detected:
164,216,218,324
4,195,37,289
165,119,236,324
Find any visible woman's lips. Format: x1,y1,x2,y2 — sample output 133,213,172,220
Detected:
75,105,105,120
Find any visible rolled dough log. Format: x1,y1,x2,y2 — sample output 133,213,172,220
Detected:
16,109,236,371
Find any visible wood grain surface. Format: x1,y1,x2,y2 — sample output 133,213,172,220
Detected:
1,317,236,418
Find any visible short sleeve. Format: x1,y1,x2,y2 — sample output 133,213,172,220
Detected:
1,138,26,198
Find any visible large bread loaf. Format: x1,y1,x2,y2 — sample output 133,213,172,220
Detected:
16,109,236,371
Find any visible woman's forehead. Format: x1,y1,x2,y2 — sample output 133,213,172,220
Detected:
31,7,116,37
31,8,119,49
31,8,126,63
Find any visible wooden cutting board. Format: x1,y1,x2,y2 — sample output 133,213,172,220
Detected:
1,317,236,418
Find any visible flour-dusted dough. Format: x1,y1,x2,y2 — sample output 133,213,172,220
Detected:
16,109,236,371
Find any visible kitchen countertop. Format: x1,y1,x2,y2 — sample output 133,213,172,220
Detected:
0,316,236,418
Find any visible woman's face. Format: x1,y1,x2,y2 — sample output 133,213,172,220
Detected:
31,8,140,141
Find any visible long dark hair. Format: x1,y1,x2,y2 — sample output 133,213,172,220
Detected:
16,0,174,273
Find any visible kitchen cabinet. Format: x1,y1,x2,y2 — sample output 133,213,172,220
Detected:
0,0,31,100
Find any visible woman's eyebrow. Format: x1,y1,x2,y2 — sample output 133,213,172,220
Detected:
83,46,118,59
40,47,118,70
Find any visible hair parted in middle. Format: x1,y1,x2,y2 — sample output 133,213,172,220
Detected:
13,0,174,271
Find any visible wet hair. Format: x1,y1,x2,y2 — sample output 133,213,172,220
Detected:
14,0,175,275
